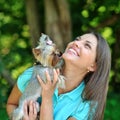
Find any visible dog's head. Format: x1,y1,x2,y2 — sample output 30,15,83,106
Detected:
32,33,62,67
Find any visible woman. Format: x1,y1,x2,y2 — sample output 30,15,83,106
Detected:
7,32,111,120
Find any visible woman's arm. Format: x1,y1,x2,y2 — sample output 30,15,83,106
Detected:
6,84,22,117
40,94,53,120
37,69,59,120
21,69,59,120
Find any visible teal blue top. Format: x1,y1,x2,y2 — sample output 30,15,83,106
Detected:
17,67,90,120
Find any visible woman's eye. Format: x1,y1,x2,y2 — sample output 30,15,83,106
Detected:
85,43,91,49
74,38,79,41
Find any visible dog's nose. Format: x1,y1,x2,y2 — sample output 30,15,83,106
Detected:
55,51,62,57
46,39,53,45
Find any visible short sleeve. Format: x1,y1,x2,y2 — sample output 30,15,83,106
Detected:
70,102,90,120
17,67,33,93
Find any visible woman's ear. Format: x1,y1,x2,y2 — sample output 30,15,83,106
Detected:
88,63,97,72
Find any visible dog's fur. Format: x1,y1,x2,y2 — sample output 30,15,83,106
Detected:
11,33,65,120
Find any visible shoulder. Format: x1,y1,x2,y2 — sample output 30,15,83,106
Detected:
17,67,34,93
70,100,90,120
69,82,90,120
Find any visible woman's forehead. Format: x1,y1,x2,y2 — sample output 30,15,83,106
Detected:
80,34,97,43
80,33,95,39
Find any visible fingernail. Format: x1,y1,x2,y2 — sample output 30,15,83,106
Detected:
37,75,39,78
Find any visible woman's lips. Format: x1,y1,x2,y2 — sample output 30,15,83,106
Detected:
67,48,79,56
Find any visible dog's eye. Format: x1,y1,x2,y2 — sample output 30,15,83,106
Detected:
57,52,62,57
54,52,62,57
50,52,57,56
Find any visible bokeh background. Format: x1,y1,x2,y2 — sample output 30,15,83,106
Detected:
0,0,120,119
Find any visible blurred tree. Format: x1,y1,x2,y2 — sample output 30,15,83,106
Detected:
111,28,120,93
25,0,72,51
0,58,15,86
25,0,41,47
44,0,72,51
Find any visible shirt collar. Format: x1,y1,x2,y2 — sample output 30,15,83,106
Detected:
54,81,85,101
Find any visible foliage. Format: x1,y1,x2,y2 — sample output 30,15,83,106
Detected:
0,0,33,80
104,93,120,120
0,0,120,119
69,0,120,93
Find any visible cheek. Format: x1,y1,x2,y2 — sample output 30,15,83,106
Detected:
82,48,96,61
83,54,96,66
62,52,70,60
79,51,95,65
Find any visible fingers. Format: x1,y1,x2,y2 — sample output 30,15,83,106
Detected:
33,102,37,115
24,100,28,117
37,69,58,86
45,70,51,83
29,101,37,118
23,100,37,120
37,75,44,86
53,69,58,85
37,69,59,99
56,68,60,75
29,101,34,114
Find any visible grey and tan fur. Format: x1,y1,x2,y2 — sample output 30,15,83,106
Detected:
11,33,65,120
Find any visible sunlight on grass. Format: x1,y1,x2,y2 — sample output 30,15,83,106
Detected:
98,6,106,12
0,12,12,24
16,39,27,48
21,25,30,38
81,25,88,31
81,10,89,18
11,63,32,80
89,17,99,27
101,27,115,45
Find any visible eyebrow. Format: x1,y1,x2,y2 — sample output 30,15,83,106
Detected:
75,36,96,46
86,40,92,44
86,40,96,47
75,36,81,40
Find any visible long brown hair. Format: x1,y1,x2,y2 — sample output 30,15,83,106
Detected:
83,32,111,120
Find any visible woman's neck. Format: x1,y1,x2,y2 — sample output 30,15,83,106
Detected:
59,64,86,95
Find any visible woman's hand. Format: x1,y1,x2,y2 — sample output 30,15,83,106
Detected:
37,69,59,99
37,69,59,120
23,100,37,120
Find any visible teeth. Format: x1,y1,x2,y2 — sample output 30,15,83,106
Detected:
68,48,78,56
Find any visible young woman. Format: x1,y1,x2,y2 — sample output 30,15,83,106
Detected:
7,32,111,120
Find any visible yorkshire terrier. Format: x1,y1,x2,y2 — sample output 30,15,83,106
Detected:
11,33,65,120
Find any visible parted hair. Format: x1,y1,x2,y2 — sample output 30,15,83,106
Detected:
83,32,111,120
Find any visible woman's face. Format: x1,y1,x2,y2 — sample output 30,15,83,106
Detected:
62,33,97,72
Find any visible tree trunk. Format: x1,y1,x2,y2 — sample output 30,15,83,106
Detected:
0,58,15,87
44,0,72,52
25,0,41,47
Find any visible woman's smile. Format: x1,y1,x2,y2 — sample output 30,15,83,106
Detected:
67,48,79,56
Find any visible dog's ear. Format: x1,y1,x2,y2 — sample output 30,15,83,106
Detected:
32,48,41,57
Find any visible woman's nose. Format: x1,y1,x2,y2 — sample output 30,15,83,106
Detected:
73,41,80,48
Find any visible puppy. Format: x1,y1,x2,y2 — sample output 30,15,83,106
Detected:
11,33,65,120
